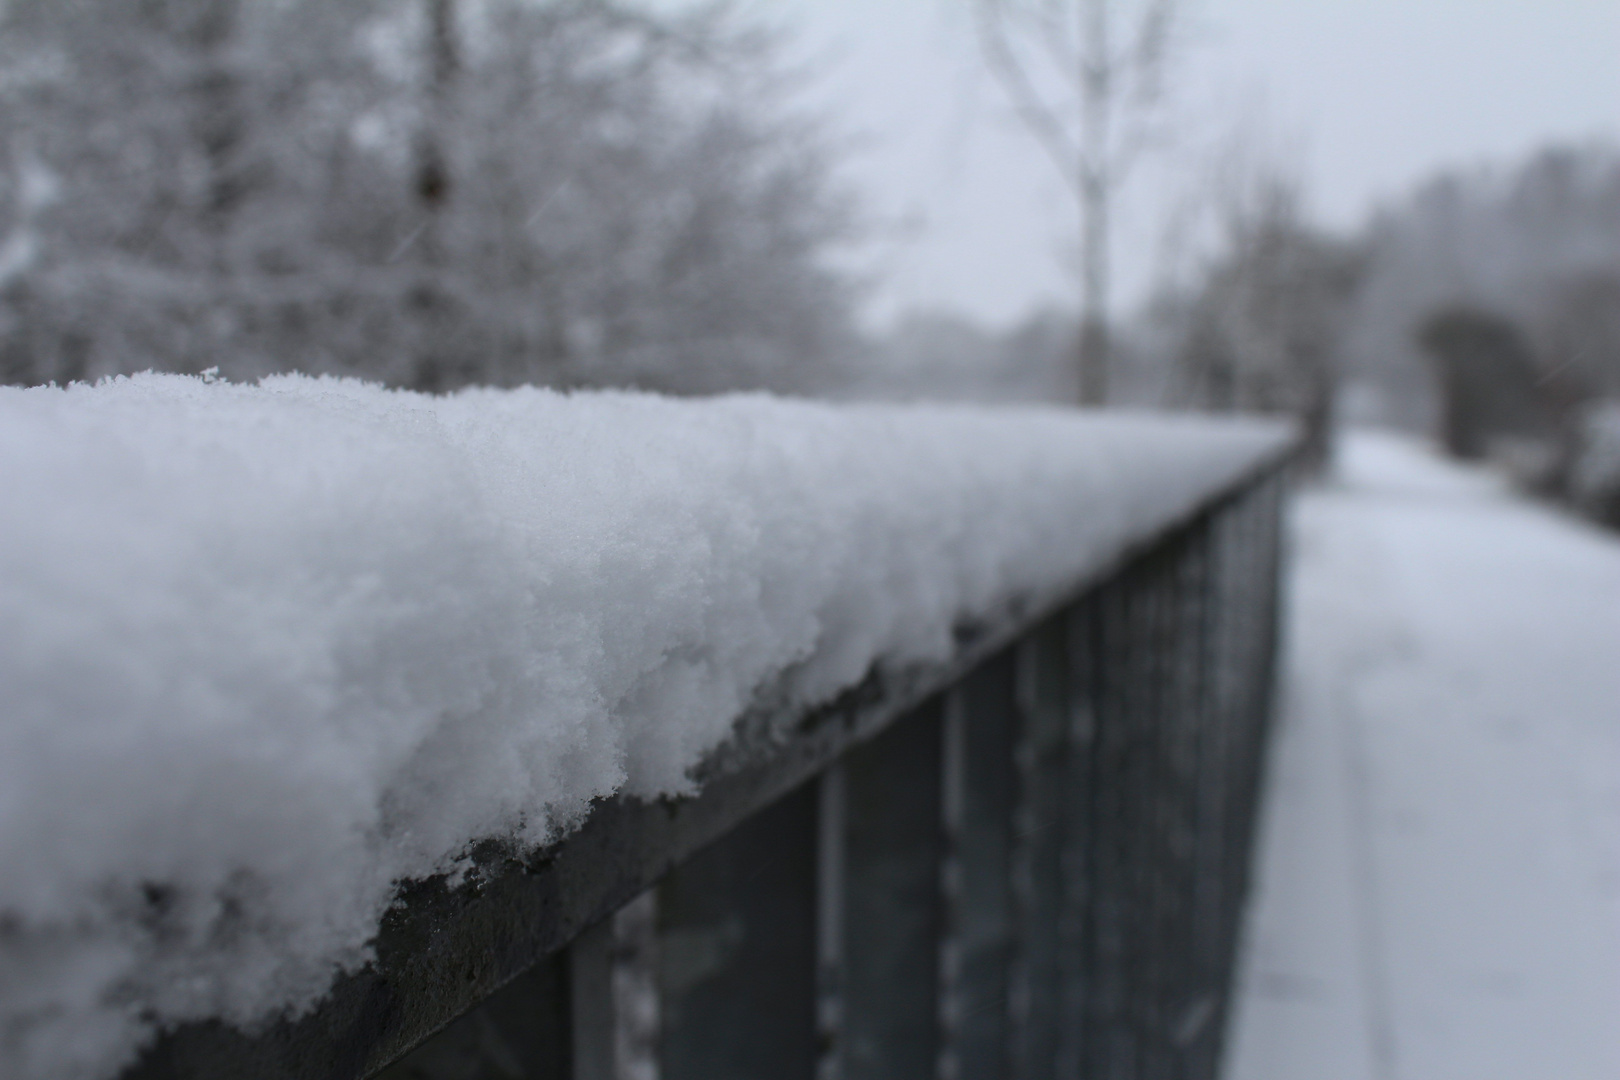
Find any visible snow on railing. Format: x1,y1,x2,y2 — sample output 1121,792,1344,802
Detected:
0,374,1293,1080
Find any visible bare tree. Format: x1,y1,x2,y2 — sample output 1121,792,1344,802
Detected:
406,0,463,390
1161,158,1363,470
976,0,1179,404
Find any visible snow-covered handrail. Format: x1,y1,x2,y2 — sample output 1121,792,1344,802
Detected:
0,374,1293,1080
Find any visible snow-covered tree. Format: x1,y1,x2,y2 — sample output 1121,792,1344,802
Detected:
0,0,392,382
0,0,859,393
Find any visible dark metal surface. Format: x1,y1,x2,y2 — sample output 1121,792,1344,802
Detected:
372,955,571,1080
835,701,946,1080
945,652,1019,1080
657,782,819,1080
1010,616,1070,1080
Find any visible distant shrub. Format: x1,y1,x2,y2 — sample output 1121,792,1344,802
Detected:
1568,401,1620,526
1416,306,1551,460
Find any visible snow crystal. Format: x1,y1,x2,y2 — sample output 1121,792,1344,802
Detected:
0,373,1287,1079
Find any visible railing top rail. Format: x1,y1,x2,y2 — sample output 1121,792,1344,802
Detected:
130,426,1295,1080
0,373,1295,1080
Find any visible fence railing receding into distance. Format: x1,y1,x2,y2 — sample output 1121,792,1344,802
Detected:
126,436,1292,1080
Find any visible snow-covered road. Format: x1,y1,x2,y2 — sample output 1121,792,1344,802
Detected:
1225,431,1620,1080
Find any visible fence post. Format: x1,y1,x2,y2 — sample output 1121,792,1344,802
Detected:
568,919,616,1080
837,699,948,1080
656,783,820,1080
943,650,1019,1080
1011,615,1072,1080
1058,597,1099,1080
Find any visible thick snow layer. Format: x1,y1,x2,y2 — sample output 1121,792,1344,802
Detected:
0,373,1285,1079
1226,432,1620,1080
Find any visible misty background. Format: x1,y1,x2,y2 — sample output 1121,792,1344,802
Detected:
1,0,1618,520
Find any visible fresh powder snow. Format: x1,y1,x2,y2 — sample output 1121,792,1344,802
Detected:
0,372,1286,1080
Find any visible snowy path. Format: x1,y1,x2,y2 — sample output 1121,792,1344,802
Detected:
1224,431,1620,1080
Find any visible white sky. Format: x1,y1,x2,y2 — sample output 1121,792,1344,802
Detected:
738,0,1620,330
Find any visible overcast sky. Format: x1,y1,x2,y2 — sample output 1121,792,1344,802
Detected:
745,0,1620,330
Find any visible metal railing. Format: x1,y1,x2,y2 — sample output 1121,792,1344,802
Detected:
126,439,1291,1080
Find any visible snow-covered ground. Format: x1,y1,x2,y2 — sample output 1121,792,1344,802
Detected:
1226,431,1620,1080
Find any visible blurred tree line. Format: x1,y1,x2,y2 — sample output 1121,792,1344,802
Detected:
2,0,1616,521
858,141,1364,473
1341,145,1620,434
1344,144,1620,520
861,140,1620,515
0,0,860,394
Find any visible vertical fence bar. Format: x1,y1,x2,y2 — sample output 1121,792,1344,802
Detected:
1231,475,1286,961
817,764,848,1080
840,699,947,1080
1057,596,1099,1080
1181,514,1226,1080
943,651,1019,1080
941,687,966,1080
1128,558,1167,1080
1166,520,1219,1078
1010,616,1070,1080
656,783,819,1080
569,920,616,1080
1085,574,1133,1080
1209,485,1255,1007
1138,540,1178,1080
1213,485,1260,1074
613,890,662,1080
